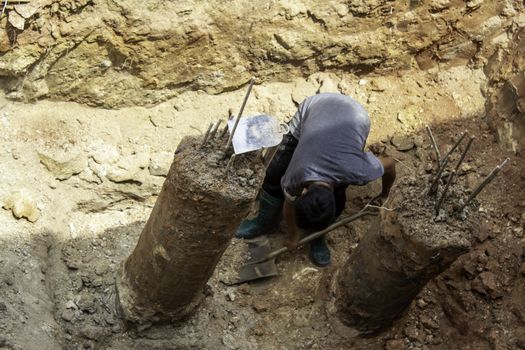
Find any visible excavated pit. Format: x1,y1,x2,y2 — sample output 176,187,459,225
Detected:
0,114,523,350
1,1,524,347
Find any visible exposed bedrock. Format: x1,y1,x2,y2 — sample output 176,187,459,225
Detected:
0,0,523,107
484,25,525,154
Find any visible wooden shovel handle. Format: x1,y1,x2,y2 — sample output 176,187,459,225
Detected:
248,210,374,265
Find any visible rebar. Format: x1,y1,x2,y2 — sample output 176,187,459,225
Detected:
435,170,455,215
221,111,234,138
220,123,229,138
454,136,474,172
440,131,467,166
225,77,255,152
257,148,265,161
459,158,510,212
425,125,441,166
201,123,214,146
209,120,222,139
427,156,450,195
1,1,8,18
225,154,237,174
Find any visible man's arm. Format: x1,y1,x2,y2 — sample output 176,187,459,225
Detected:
283,199,300,250
379,156,396,199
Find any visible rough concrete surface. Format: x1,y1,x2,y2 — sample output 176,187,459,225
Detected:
0,0,524,349
334,175,478,335
117,136,264,324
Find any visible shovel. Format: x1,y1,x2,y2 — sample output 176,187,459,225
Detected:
227,114,289,155
233,209,375,284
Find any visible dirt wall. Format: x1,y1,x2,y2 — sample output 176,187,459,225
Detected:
484,24,525,153
0,0,523,107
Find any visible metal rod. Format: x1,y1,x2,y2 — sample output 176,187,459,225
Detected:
225,77,255,152
221,106,238,138
454,136,474,172
435,170,455,215
209,120,222,139
425,125,441,165
257,148,265,161
201,123,214,146
220,124,229,138
459,158,510,211
1,1,8,17
427,156,450,195
225,154,237,173
440,131,467,166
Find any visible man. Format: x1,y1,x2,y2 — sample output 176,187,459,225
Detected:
236,93,396,266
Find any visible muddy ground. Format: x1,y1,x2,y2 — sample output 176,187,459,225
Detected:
0,63,524,349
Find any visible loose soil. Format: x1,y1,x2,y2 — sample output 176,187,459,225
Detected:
1,113,523,350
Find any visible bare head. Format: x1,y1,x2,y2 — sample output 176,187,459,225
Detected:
294,183,336,232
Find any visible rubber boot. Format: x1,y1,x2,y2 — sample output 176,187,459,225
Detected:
309,236,331,267
235,190,283,239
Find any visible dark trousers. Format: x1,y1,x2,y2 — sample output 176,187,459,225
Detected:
262,134,347,219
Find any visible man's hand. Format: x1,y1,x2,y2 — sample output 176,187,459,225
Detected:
370,193,387,207
379,156,396,198
283,234,300,251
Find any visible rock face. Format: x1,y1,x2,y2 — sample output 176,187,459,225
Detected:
38,147,88,180
0,0,522,108
148,151,173,177
484,23,525,154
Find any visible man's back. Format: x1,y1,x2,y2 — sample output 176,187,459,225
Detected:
288,93,370,150
282,93,384,198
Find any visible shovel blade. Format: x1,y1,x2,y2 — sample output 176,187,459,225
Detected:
233,237,279,284
236,260,279,284
228,115,284,155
